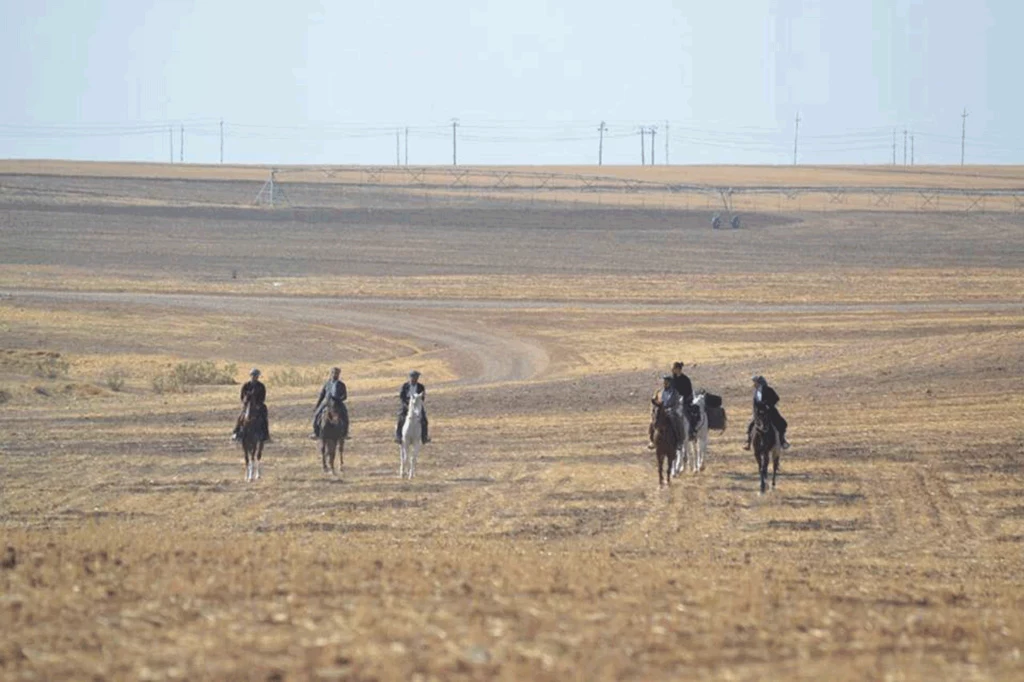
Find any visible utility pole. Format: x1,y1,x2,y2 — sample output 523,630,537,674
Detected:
903,129,908,166
792,113,800,165
219,119,224,164
961,108,968,166
395,129,400,166
451,118,459,166
649,126,657,166
911,134,915,166
892,129,896,165
640,127,646,165
404,127,409,166
179,124,184,163
169,126,174,163
664,120,669,165
597,121,607,166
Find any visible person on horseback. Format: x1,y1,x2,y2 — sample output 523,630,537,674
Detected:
232,368,270,442
744,375,789,450
309,366,349,439
671,360,700,430
648,374,685,448
396,370,430,444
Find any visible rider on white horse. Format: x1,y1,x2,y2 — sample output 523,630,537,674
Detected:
395,370,430,444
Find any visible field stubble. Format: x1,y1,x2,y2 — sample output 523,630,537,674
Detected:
1,169,1023,680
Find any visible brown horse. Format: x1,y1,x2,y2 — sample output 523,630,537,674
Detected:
238,401,265,482
651,402,679,486
319,398,348,475
752,404,781,494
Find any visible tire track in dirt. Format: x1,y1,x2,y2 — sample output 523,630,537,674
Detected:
8,290,550,387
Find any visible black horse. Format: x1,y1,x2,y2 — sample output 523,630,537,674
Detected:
651,402,679,487
318,395,349,476
752,404,782,493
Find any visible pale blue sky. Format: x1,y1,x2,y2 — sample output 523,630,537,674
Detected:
1,1,1019,165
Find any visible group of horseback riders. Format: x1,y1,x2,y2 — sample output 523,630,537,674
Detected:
229,361,787,453
647,361,790,451
230,367,431,445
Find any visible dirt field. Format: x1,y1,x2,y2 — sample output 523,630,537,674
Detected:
1,165,1023,680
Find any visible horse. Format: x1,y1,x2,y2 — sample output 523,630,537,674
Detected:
752,404,782,494
680,390,710,475
399,391,424,479
318,396,348,476
238,400,265,482
651,402,679,487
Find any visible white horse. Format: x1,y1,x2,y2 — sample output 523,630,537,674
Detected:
669,401,690,478
399,391,424,479
683,391,710,474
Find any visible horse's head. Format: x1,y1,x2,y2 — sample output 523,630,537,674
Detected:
692,390,706,408
408,390,424,415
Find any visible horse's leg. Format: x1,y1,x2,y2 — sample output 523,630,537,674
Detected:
337,439,344,470
409,442,419,479
399,443,406,478
245,445,252,482
698,428,708,473
321,440,329,472
758,449,768,494
772,447,780,490
254,441,263,481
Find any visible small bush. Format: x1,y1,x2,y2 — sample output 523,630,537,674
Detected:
269,367,321,387
152,361,236,394
34,354,70,379
0,389,10,405
103,368,127,392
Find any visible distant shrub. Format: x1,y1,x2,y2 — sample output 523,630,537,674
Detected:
152,361,237,394
0,389,10,405
34,353,70,379
269,367,321,387
103,368,127,392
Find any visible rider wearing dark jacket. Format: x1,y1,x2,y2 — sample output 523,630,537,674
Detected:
310,367,348,439
233,368,270,442
670,361,693,405
745,375,789,450
395,370,430,443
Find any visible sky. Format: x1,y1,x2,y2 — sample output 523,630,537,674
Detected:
0,0,1020,165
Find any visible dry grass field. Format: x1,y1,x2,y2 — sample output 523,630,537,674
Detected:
1,163,1023,680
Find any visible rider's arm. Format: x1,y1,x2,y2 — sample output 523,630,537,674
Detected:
337,382,348,402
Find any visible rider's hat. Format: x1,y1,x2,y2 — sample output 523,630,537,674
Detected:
751,374,765,385
250,368,261,377
672,361,684,369
409,370,421,378
330,366,341,373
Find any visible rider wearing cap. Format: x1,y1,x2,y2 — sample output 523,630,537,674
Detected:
744,375,789,450
396,370,430,444
233,368,270,442
309,366,348,439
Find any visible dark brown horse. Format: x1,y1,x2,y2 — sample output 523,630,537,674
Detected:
752,404,781,494
319,398,348,475
651,402,679,487
238,401,265,482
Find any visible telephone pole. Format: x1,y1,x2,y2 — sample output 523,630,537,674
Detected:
219,119,224,164
903,129,908,166
404,127,409,166
451,118,459,166
395,129,400,166
179,124,184,163
639,127,646,165
597,121,607,166
649,126,657,165
911,134,915,166
664,120,669,165
892,129,896,165
792,113,800,165
961,108,968,166
169,126,174,163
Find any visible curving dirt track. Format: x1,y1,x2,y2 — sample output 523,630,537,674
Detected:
1,171,1023,681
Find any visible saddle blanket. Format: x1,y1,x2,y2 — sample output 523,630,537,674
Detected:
707,406,727,431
